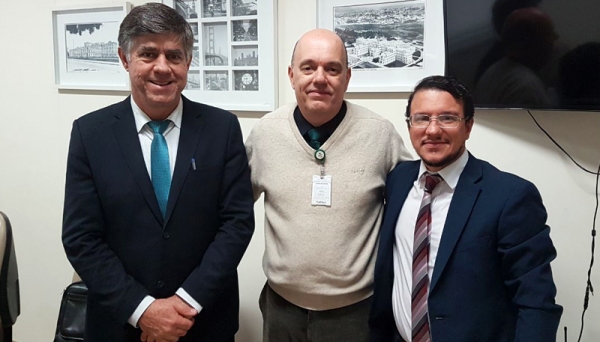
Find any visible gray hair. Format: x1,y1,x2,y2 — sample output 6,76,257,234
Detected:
118,3,194,60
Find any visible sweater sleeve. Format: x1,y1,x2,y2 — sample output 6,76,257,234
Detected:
245,120,264,202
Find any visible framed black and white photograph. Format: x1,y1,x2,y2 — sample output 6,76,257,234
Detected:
204,71,229,91
317,0,445,92
52,3,132,90
233,45,258,66
187,70,202,90
192,46,201,67
174,0,199,19
232,19,258,42
162,0,276,111
190,22,199,42
232,0,258,16
203,23,229,66
234,70,259,91
202,0,227,17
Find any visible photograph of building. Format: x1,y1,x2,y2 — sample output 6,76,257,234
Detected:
187,70,201,90
232,0,257,16
65,21,121,73
203,0,227,17
192,46,200,67
334,0,425,69
175,0,199,19
204,71,229,90
190,22,199,43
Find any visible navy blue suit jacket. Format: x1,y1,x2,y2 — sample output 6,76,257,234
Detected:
62,96,254,342
370,154,562,342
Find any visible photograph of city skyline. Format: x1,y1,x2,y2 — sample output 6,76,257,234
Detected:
333,0,425,69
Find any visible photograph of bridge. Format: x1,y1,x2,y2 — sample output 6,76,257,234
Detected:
203,23,229,66
65,21,121,73
333,0,425,69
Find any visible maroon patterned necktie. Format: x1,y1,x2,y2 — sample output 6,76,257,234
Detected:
412,173,443,342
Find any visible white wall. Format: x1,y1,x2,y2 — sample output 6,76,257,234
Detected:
0,1,598,341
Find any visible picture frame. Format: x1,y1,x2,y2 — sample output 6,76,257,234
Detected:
52,3,132,91
317,0,445,92
163,0,277,111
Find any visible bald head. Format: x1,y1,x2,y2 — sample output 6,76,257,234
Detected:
291,29,348,68
287,28,351,126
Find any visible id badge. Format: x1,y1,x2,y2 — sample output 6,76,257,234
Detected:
312,175,332,206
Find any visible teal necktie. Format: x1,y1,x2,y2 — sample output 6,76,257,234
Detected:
148,120,171,218
307,128,322,150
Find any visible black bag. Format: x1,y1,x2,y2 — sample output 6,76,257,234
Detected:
54,281,87,342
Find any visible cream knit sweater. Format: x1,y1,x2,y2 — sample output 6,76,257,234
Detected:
246,101,412,310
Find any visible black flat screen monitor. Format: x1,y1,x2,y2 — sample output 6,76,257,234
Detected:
444,0,600,111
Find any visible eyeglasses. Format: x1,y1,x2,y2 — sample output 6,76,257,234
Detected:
406,114,466,128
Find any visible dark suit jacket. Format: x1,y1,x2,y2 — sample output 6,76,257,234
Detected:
62,96,254,342
370,154,562,342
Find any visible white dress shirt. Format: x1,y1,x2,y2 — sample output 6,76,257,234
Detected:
127,97,202,327
392,150,469,341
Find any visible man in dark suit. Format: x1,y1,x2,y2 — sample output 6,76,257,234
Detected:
370,76,562,342
62,4,254,342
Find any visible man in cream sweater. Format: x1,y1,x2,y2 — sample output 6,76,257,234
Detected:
246,28,412,341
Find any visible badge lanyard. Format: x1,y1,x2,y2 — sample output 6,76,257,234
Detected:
312,148,331,206
314,149,326,178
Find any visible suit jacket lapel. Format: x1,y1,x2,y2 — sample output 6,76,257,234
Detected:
382,162,420,287
164,97,205,224
111,97,164,224
385,164,420,237
430,155,483,291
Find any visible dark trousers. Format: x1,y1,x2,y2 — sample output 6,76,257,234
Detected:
259,282,371,342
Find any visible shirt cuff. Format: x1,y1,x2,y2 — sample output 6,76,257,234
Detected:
128,295,155,327
176,288,203,313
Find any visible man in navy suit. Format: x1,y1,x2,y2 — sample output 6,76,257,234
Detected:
369,76,562,342
62,3,254,342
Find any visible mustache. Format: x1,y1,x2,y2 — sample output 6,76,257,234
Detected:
421,138,449,144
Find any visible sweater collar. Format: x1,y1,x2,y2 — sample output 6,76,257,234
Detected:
293,101,347,145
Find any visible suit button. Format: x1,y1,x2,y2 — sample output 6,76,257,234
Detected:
163,232,170,239
157,280,164,289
